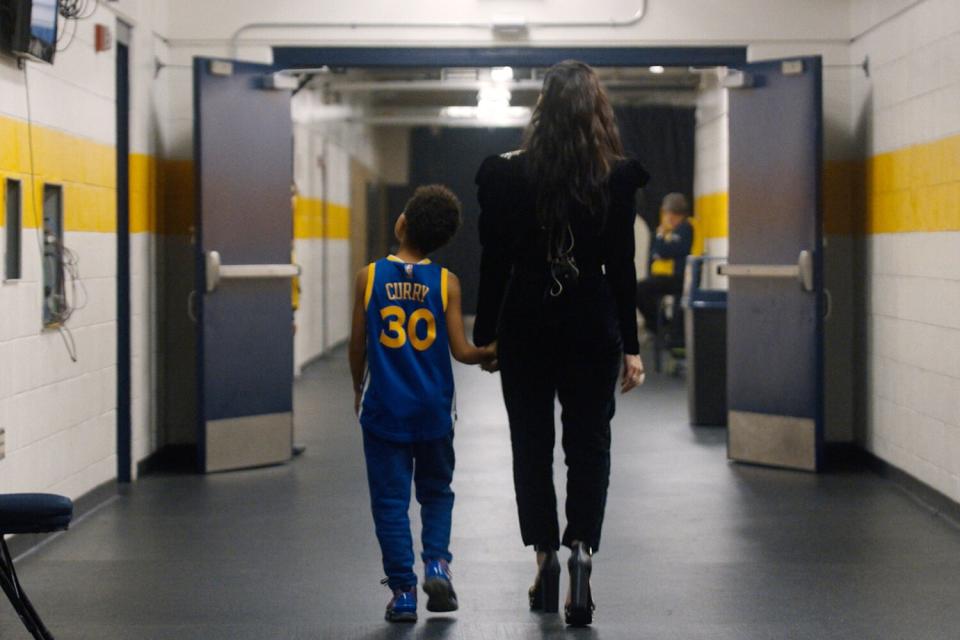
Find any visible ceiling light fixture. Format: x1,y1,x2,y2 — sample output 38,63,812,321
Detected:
477,85,513,118
490,66,514,83
441,106,476,119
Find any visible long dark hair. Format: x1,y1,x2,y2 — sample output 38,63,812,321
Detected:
522,60,623,250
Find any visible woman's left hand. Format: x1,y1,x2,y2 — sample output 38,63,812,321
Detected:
621,353,645,393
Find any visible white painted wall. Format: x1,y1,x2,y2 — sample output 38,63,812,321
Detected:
849,0,960,501
162,0,853,53
291,90,378,371
0,0,167,497
693,70,729,279
125,1,169,470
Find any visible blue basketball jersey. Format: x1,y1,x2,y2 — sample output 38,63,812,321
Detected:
360,256,455,443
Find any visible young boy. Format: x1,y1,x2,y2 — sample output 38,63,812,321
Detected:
349,185,494,623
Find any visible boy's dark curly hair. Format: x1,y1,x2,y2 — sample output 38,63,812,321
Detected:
403,185,462,255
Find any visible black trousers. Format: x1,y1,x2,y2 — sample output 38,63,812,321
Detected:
497,284,622,552
636,276,683,333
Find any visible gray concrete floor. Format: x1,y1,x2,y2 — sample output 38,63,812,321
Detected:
3,350,960,639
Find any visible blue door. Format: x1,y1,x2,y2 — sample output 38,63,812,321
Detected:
194,59,296,473
722,57,824,471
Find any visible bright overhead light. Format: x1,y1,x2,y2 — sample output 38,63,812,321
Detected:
478,85,512,104
440,105,532,125
649,65,665,74
477,85,512,119
441,106,476,119
490,66,514,83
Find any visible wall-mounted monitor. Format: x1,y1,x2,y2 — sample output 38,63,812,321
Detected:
0,0,59,64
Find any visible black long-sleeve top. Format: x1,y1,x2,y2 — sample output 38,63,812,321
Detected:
473,151,650,355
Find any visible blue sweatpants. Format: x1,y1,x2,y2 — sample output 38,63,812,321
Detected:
362,429,455,590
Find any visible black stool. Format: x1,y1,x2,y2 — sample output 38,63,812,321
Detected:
0,494,73,639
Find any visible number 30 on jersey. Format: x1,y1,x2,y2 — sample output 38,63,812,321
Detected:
379,305,437,351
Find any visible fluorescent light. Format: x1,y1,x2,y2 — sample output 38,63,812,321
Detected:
478,86,512,104
490,66,514,83
441,106,477,118
477,85,512,120
439,105,532,125
649,65,665,74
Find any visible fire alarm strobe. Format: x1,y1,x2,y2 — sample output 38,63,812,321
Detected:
95,24,112,53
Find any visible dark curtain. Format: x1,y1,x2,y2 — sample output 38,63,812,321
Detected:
615,106,696,231
389,110,693,308
390,127,524,313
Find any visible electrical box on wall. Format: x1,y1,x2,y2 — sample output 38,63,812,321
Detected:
42,184,65,327
94,22,110,52
0,428,5,460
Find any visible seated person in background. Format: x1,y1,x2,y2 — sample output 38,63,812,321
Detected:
636,192,694,337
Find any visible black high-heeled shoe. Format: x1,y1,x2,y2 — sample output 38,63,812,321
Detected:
565,542,595,627
528,548,560,613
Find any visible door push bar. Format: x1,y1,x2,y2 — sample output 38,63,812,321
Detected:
206,250,300,293
718,250,814,292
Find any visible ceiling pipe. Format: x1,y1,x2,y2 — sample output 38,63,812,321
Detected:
324,78,698,93
527,3,646,29
229,1,647,57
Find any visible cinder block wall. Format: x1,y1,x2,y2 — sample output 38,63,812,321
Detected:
0,0,167,494
850,0,960,501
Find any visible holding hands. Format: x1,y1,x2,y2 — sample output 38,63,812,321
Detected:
479,342,499,373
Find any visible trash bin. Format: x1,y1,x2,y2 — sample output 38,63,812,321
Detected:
681,257,727,426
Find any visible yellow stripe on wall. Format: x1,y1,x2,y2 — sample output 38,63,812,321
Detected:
157,159,194,237
294,196,351,240
689,131,960,240
0,114,192,236
0,114,116,232
865,133,960,234
0,113,360,242
129,153,158,234
691,191,729,255
823,160,864,235
5,115,957,240
695,164,869,239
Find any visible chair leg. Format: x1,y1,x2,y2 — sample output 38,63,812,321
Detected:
0,539,55,640
654,300,664,373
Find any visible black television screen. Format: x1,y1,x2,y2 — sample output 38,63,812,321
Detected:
12,0,58,64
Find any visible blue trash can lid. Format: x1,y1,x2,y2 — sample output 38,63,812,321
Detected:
682,289,727,309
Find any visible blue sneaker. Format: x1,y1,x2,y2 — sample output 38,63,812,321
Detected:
383,582,417,623
422,559,458,612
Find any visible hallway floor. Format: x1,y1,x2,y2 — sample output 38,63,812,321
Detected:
3,351,960,639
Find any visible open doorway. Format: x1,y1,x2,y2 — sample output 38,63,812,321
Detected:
305,64,700,316
184,47,826,476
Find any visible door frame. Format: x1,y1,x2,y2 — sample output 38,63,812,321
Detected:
348,158,374,295
272,47,831,469
115,22,133,483
186,45,754,472
272,46,747,69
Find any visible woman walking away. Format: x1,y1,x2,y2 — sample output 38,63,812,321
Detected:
473,60,648,627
